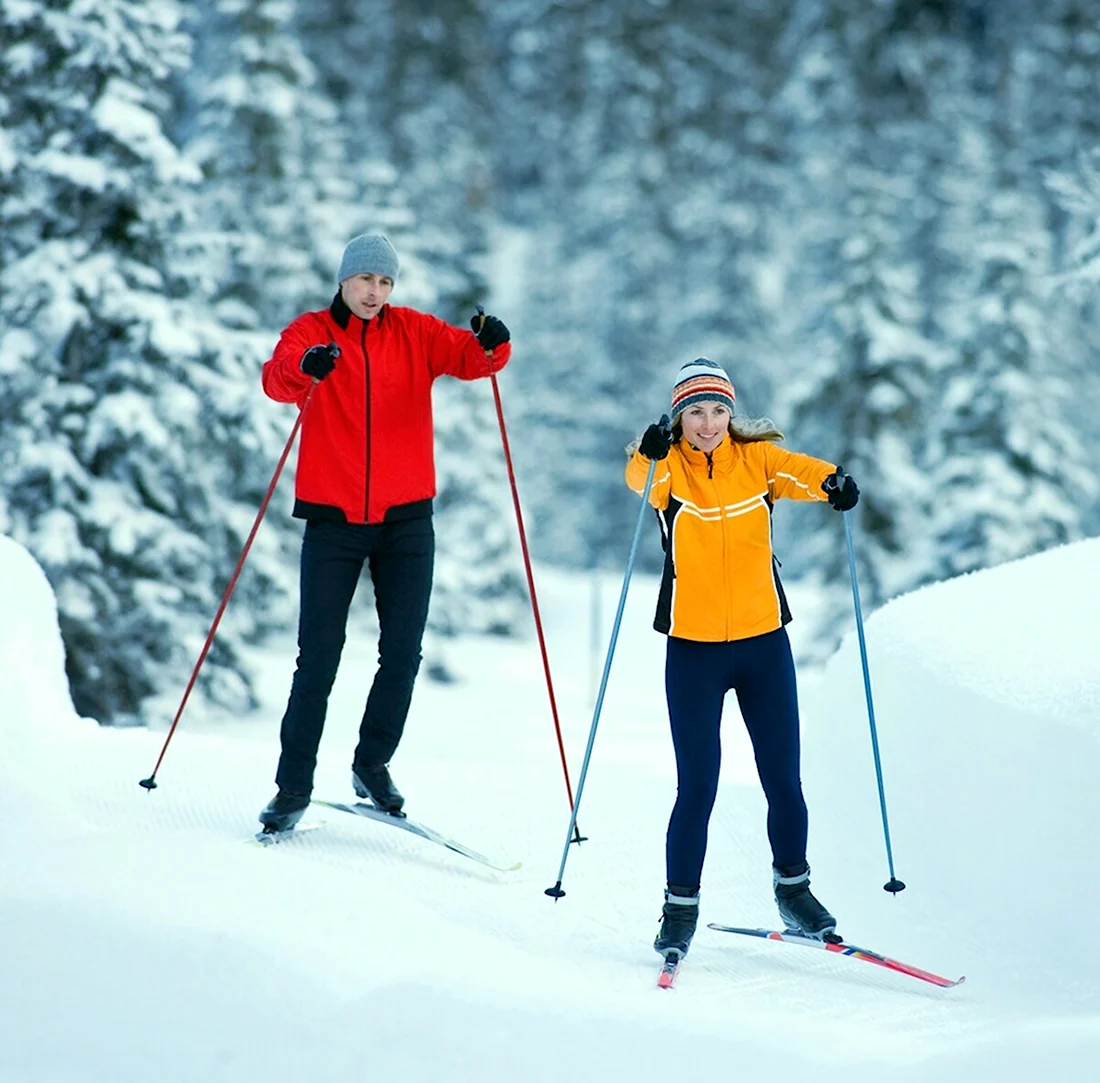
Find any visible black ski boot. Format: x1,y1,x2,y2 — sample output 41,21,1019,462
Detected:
773,862,837,939
653,884,700,960
352,763,405,814
258,790,310,833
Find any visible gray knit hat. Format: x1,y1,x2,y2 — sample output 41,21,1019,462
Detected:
337,233,399,284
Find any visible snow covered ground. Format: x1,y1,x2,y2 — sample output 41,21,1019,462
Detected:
1,528,1098,1082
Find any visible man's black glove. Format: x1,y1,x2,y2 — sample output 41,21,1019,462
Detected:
471,312,510,351
300,342,339,380
639,418,673,461
822,470,859,511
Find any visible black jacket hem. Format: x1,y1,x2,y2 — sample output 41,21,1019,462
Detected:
293,497,433,524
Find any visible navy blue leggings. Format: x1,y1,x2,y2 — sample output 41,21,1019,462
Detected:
664,628,808,888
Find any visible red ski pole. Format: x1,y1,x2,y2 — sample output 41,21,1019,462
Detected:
477,307,582,841
139,379,319,790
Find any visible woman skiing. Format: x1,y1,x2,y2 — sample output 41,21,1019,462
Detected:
625,358,859,962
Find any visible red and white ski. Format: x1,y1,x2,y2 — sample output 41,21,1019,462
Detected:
657,952,681,989
707,924,965,989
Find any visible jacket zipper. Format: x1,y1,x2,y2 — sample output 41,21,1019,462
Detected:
705,449,733,639
362,321,371,522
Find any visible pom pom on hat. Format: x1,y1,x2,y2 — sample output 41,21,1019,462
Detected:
670,358,736,421
337,233,400,284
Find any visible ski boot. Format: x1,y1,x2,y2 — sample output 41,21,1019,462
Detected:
654,884,700,960
773,862,837,940
258,790,310,834
352,762,405,814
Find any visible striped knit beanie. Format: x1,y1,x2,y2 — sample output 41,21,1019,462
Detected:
670,358,736,422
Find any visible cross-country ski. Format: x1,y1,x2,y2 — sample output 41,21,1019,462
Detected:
657,953,681,989
707,924,965,989
251,821,323,847
312,799,521,873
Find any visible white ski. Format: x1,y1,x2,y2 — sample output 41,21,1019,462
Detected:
312,800,521,873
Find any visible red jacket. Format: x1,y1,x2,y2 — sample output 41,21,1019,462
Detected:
262,294,511,524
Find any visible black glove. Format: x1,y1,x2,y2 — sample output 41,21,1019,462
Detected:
300,342,339,381
822,470,859,511
639,418,673,461
471,312,510,351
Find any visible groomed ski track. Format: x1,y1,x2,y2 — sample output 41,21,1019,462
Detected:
6,560,1100,1082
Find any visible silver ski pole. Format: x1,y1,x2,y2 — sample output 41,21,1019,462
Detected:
835,467,905,894
545,424,666,900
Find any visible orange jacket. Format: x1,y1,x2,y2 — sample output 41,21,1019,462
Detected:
625,436,836,642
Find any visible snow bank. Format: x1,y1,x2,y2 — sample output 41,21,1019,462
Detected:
866,536,1100,732
805,537,1100,1009
0,533,80,734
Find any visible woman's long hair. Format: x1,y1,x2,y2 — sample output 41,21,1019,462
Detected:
625,413,785,456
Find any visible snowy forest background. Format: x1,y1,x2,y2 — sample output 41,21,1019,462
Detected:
2,0,1099,727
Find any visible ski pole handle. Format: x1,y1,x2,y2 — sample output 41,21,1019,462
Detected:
475,302,491,359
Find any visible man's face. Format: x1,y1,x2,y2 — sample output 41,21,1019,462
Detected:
340,273,394,320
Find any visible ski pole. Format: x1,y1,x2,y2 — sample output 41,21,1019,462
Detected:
139,376,322,791
835,467,905,894
476,305,583,843
545,429,666,899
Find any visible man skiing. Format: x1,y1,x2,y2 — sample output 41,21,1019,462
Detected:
258,233,511,833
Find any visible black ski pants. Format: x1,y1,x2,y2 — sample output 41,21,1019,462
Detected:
664,627,808,888
275,517,434,795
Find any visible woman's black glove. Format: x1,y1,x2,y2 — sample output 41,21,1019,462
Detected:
300,342,340,380
471,313,510,351
822,470,859,511
639,419,673,461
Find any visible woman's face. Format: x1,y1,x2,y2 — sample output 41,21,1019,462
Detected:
679,401,730,452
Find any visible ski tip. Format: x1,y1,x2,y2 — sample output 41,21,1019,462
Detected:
657,952,681,989
250,822,322,846
917,972,966,989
